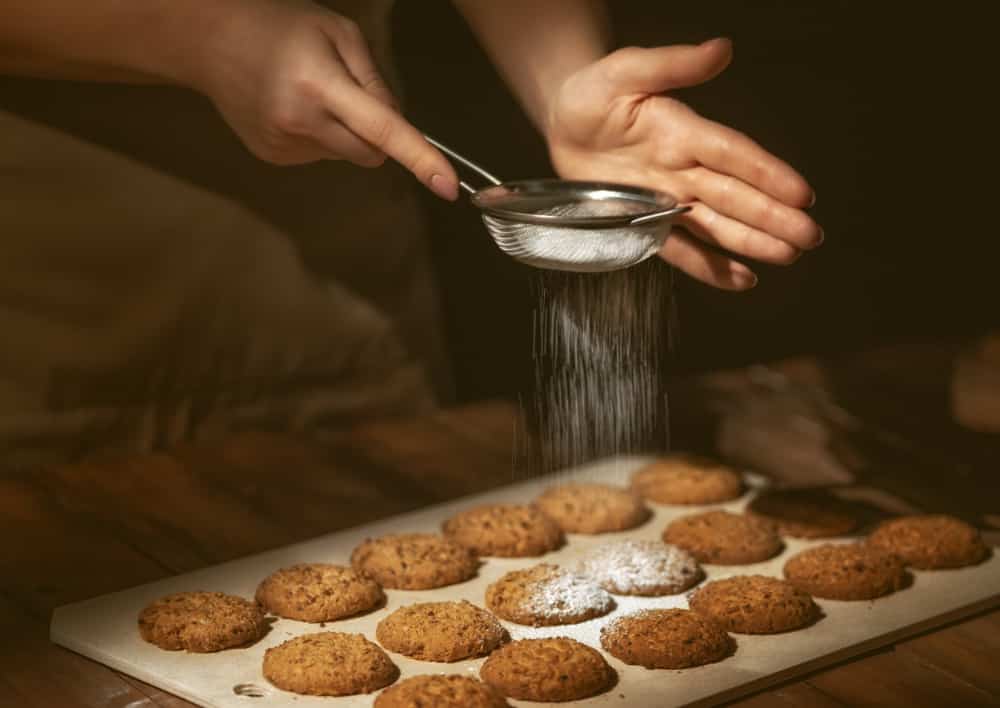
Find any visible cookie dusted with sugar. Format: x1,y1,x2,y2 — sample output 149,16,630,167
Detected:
138,591,266,653
573,539,703,596
485,563,614,626
263,632,398,696
375,600,508,662
630,455,745,504
480,637,616,702
534,482,650,534
350,533,478,590
255,563,383,622
867,514,990,569
442,504,564,557
375,675,511,708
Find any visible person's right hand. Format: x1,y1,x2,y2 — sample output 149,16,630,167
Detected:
192,0,459,199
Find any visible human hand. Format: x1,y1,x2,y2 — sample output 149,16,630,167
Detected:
192,0,458,199
546,39,821,289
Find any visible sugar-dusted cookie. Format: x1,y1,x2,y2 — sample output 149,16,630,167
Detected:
485,563,614,626
573,539,703,596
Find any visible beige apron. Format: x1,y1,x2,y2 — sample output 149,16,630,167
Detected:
0,0,450,469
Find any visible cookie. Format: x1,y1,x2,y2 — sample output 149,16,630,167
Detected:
573,539,703,596
375,601,508,662
688,574,820,633
255,563,383,622
350,533,478,590
600,608,734,669
783,543,907,600
485,563,614,626
138,591,266,652
630,455,744,504
375,675,511,708
534,482,650,534
442,504,564,557
263,632,398,696
662,510,783,564
867,514,990,569
480,637,615,702
747,489,859,538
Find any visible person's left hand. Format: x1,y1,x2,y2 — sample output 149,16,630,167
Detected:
546,38,821,290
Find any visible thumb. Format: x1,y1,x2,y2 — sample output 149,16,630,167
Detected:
604,38,733,95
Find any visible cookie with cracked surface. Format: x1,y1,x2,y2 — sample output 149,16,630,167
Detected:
688,574,820,633
662,510,783,564
442,504,564,557
573,539,703,596
600,608,735,669
263,631,398,696
630,455,744,504
534,482,650,534
485,563,614,626
375,600,508,662
783,543,907,600
255,563,383,622
480,637,615,702
138,591,266,653
350,533,478,590
374,675,511,708
867,514,990,569
747,488,859,538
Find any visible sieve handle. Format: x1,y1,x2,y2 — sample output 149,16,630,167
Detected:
628,205,692,225
423,135,503,195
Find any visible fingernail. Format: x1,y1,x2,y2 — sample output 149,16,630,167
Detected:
809,191,817,208
732,264,758,289
430,174,458,201
816,226,825,246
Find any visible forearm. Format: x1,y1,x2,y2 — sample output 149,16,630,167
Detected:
452,0,610,134
0,1,231,86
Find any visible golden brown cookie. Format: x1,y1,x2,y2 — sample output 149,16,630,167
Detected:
375,675,511,708
485,563,614,626
573,539,703,596
138,591,266,653
263,632,398,696
255,563,383,622
867,514,990,569
630,455,744,504
783,543,908,600
350,533,478,590
442,504,564,557
747,489,859,538
600,608,735,669
534,482,650,534
688,575,820,634
480,637,615,702
662,510,783,564
375,601,508,662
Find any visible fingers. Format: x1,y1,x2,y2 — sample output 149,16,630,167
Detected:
681,168,822,249
679,203,802,264
692,118,815,208
313,119,386,167
323,82,459,200
320,16,399,110
659,228,757,290
604,38,733,96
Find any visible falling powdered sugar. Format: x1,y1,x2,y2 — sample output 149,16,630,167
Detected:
574,539,703,597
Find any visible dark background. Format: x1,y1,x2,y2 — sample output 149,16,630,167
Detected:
395,1,995,402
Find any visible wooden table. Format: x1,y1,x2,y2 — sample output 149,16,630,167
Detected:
2,338,998,707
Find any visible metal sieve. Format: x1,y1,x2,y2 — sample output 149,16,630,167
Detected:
425,135,690,273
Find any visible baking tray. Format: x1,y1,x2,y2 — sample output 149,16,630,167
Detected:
50,456,1000,707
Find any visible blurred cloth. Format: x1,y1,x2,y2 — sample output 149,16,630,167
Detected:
0,0,450,469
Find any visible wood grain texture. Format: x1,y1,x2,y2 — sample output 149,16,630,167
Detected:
3,341,999,707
